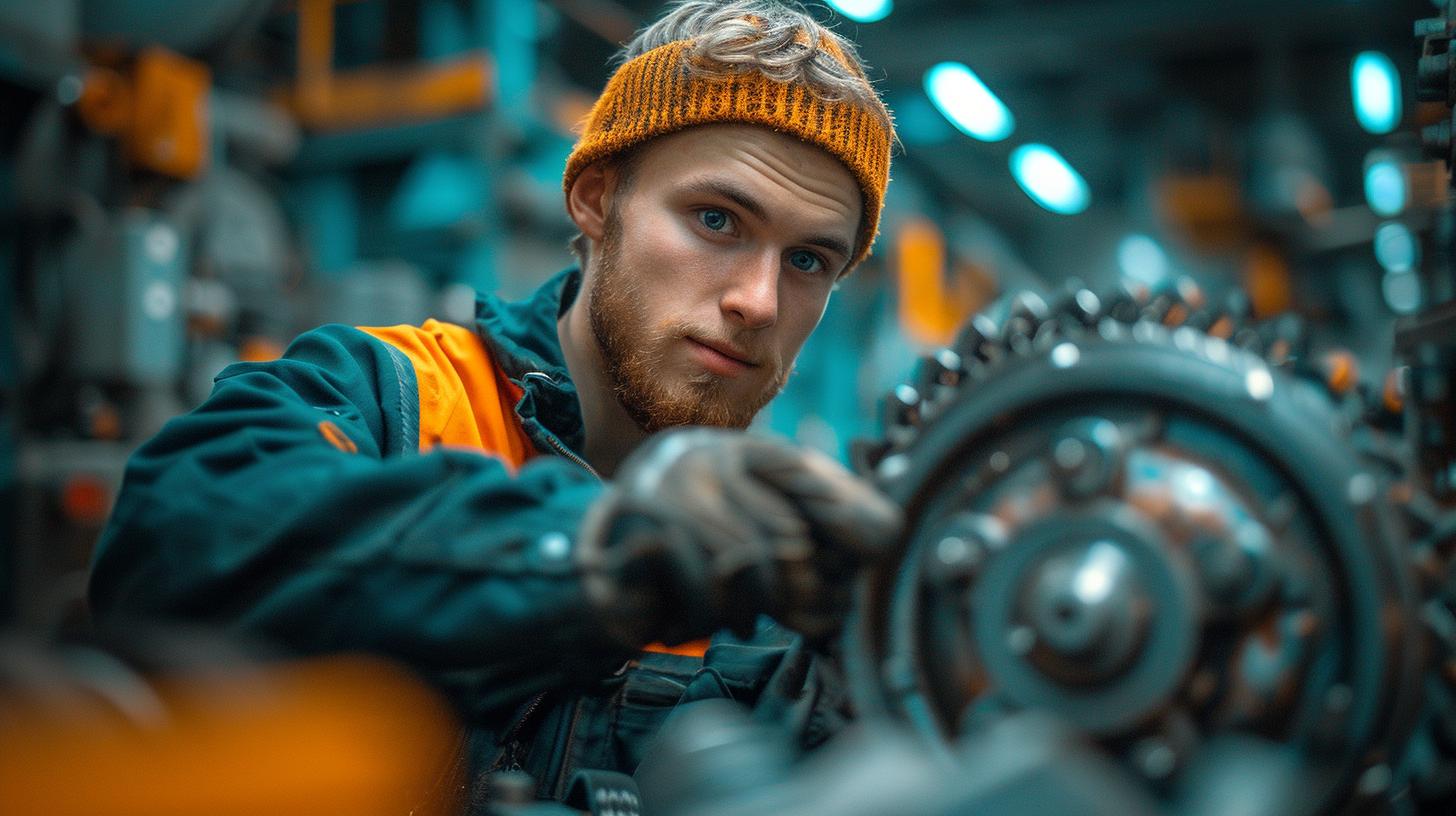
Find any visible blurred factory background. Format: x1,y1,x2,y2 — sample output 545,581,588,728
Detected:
0,0,1434,628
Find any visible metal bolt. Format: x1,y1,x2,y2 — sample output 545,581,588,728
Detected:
1347,473,1377,506
1051,342,1080,369
956,315,1001,362
1008,626,1036,656
935,534,985,585
1245,367,1274,402
1054,437,1087,470
989,451,1011,473
1073,289,1101,322
1133,737,1177,780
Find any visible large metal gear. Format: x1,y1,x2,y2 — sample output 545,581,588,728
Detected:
847,281,1446,814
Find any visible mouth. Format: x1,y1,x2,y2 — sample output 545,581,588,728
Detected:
685,336,759,377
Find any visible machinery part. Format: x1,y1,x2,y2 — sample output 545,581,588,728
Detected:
633,700,1162,816
849,284,1429,815
63,208,188,386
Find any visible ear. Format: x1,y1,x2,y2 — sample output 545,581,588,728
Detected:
566,162,614,242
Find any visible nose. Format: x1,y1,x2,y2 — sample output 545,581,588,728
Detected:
720,252,779,330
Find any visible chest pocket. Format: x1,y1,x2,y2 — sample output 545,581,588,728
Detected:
531,652,701,800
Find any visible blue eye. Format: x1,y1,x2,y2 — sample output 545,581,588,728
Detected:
788,250,825,275
699,208,731,232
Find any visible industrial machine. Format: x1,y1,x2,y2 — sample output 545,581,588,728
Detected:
608,7,1456,815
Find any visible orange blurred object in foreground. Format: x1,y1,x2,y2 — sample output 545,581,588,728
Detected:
0,656,463,816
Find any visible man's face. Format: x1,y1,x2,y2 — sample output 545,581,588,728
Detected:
587,124,863,432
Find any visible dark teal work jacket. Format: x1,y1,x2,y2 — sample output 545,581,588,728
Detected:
88,269,846,804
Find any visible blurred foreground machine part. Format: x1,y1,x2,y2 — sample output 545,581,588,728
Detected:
0,628,463,816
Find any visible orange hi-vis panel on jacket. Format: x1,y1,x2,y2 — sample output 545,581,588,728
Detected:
358,320,537,469
358,319,709,659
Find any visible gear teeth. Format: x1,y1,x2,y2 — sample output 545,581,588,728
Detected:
884,383,923,447
1308,349,1360,397
1378,368,1406,417
1003,292,1050,355
955,314,1002,365
1142,277,1204,328
1046,280,1102,340
915,348,965,412
1062,288,1103,329
1260,314,1309,369
1182,307,1220,335
1232,326,1264,355
1176,277,1207,311
1104,281,1152,324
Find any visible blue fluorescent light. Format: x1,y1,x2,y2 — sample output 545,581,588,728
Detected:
827,0,893,23
1010,144,1090,215
1352,52,1401,135
1364,156,1406,217
924,61,1014,142
1383,270,1422,314
1374,221,1417,274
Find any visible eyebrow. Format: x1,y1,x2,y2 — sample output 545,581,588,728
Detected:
683,178,854,263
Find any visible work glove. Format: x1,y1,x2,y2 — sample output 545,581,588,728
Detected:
576,429,901,649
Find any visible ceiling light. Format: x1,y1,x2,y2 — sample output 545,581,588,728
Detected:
1374,221,1417,274
827,0,893,23
1010,144,1090,215
924,61,1014,142
1352,51,1401,135
1363,153,1406,217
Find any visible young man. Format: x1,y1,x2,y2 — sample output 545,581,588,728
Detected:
89,0,900,803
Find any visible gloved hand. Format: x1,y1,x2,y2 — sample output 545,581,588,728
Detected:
575,429,901,648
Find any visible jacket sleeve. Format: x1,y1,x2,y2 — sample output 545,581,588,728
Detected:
88,324,631,722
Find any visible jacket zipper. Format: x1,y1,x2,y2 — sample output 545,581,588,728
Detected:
520,371,601,480
495,690,550,772
541,431,601,481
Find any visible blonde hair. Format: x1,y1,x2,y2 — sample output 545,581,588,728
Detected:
626,1,889,119
569,0,894,268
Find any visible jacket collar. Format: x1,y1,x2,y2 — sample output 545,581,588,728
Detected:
474,268,588,457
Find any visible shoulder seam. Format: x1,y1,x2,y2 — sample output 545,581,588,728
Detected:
354,328,421,456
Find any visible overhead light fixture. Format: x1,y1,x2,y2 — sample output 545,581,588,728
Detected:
827,0,893,23
1382,268,1422,315
1117,234,1170,286
1352,51,1401,135
1374,221,1418,274
1363,152,1407,217
1010,144,1090,215
923,61,1014,142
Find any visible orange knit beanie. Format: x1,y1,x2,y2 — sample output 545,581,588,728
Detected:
563,34,893,266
